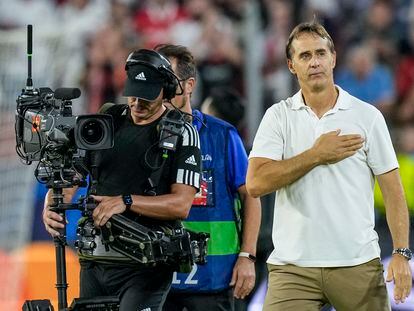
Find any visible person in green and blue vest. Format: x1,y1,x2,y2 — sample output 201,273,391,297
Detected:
156,44,262,311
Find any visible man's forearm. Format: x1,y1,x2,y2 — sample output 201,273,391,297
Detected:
247,148,320,198
129,193,191,220
239,187,261,255
378,170,410,249
387,204,410,249
128,184,196,220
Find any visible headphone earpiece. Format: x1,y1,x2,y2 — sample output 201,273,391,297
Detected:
158,67,177,100
125,49,178,100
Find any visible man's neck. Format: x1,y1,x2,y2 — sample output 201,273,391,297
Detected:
182,98,193,115
132,105,166,125
302,85,338,118
185,103,193,122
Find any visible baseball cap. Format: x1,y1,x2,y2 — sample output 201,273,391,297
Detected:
123,64,164,100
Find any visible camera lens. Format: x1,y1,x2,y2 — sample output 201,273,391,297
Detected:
80,120,104,145
75,114,113,150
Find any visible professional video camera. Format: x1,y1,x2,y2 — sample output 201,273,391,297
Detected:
15,86,114,187
14,25,113,188
16,86,114,161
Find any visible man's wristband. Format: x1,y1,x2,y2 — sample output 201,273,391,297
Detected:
239,252,256,262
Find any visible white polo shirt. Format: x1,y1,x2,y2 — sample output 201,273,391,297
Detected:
249,86,398,267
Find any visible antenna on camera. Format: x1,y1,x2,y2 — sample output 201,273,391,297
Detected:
26,25,33,91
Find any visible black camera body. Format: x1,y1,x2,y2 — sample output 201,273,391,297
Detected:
16,87,114,164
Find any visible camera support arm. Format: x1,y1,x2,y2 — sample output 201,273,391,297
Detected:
46,155,91,310
49,183,94,311
49,186,69,310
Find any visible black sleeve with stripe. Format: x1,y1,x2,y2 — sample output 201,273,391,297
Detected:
170,122,201,190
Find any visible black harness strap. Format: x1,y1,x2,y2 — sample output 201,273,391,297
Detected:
146,109,185,195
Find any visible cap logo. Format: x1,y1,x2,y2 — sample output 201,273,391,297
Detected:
135,72,146,81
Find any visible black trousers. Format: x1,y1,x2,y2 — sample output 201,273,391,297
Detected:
80,260,173,311
163,288,235,311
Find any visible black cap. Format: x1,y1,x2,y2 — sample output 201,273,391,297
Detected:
123,64,165,100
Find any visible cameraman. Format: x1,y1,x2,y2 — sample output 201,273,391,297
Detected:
42,49,202,311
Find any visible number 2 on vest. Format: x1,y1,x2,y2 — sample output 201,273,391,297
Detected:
172,264,198,285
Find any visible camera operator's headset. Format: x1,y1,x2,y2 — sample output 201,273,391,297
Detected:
125,49,182,100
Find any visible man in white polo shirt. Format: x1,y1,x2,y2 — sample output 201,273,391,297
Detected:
246,21,412,310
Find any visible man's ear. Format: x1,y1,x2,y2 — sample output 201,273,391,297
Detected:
185,77,195,94
331,51,337,69
287,59,296,74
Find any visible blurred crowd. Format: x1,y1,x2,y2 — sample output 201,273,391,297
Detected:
0,0,412,122
1,0,414,204
1,2,414,308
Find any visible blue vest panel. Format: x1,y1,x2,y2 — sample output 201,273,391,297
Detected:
172,110,243,292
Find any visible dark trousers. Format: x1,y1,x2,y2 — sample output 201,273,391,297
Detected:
163,288,235,311
80,260,173,311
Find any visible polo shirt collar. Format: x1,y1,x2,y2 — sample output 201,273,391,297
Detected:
291,85,351,111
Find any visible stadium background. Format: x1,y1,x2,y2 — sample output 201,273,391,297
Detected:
0,0,414,310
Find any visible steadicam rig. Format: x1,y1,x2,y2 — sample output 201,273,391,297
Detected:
18,25,118,311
